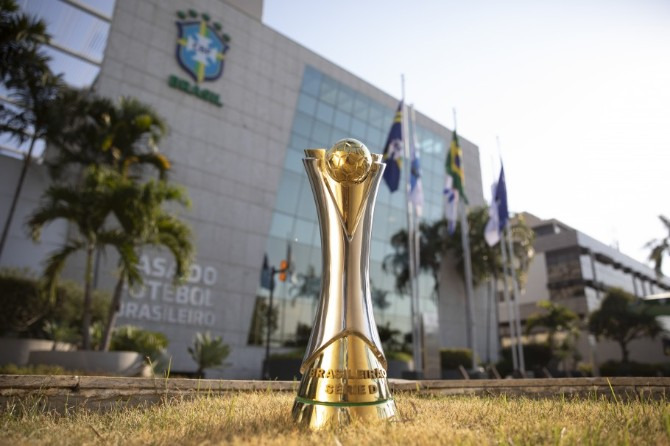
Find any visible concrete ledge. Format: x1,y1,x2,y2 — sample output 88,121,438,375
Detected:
1,376,668,412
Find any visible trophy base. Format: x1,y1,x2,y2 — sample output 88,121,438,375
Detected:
291,334,398,429
292,397,397,429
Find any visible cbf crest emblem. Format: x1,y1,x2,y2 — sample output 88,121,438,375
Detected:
175,10,230,83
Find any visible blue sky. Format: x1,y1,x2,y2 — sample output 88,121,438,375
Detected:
264,0,670,271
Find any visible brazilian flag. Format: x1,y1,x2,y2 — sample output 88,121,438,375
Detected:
446,130,468,204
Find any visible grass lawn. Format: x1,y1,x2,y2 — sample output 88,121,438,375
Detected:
2,391,670,445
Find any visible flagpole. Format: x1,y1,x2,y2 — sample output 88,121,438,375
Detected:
453,109,477,371
506,225,526,374
459,200,477,371
401,76,423,376
499,226,518,372
409,104,424,376
496,135,525,375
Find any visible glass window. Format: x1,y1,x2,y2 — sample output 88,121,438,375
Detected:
296,94,317,115
330,128,350,144
315,102,335,123
366,126,383,151
301,67,322,97
293,218,316,246
319,77,338,105
336,85,355,113
283,148,304,174
21,0,111,63
371,239,387,262
352,95,369,120
263,66,452,345
311,121,332,146
292,112,313,138
269,212,294,239
0,134,46,159
368,103,386,129
295,179,317,221
333,110,350,132
289,133,309,152
350,118,367,141
274,172,302,215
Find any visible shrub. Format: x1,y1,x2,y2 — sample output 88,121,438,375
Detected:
110,325,168,363
387,351,413,363
497,343,553,377
440,348,473,370
0,270,109,341
269,349,305,360
188,332,230,377
0,269,49,334
599,360,662,377
0,363,68,375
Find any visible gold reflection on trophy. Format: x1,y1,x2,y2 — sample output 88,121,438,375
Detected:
292,139,398,429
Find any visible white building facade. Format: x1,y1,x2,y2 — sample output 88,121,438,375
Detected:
1,0,491,377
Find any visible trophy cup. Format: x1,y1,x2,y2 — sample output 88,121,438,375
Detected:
292,138,398,429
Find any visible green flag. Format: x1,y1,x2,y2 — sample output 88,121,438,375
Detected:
445,131,468,204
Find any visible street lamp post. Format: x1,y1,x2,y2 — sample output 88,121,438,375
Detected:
262,262,289,379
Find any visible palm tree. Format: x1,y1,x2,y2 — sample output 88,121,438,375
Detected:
37,92,189,351
0,0,49,82
647,215,670,277
47,94,170,180
384,206,535,293
0,0,63,261
99,179,193,351
28,167,136,350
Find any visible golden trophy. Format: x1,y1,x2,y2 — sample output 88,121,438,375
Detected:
292,139,398,429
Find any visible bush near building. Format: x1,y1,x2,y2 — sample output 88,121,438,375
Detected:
496,344,554,377
440,348,473,371
0,268,108,342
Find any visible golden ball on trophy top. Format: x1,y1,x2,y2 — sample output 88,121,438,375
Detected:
325,138,372,184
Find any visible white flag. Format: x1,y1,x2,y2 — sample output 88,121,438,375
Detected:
484,182,501,246
443,175,459,234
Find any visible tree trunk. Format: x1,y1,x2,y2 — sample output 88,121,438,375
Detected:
619,340,630,363
82,243,95,350
0,136,37,262
100,273,125,351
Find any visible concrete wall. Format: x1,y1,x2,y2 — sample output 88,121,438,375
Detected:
437,257,499,364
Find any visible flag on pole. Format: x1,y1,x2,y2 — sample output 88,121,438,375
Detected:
484,182,501,246
382,101,403,192
484,165,510,246
496,165,509,230
443,175,458,234
444,130,467,234
446,131,468,204
408,108,423,218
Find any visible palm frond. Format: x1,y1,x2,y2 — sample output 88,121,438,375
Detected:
42,240,85,300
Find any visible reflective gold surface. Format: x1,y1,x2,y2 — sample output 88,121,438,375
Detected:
293,139,397,429
325,139,372,184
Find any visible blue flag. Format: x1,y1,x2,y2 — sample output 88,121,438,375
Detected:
495,165,509,230
382,102,403,192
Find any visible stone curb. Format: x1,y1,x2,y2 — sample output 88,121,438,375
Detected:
1,375,668,412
